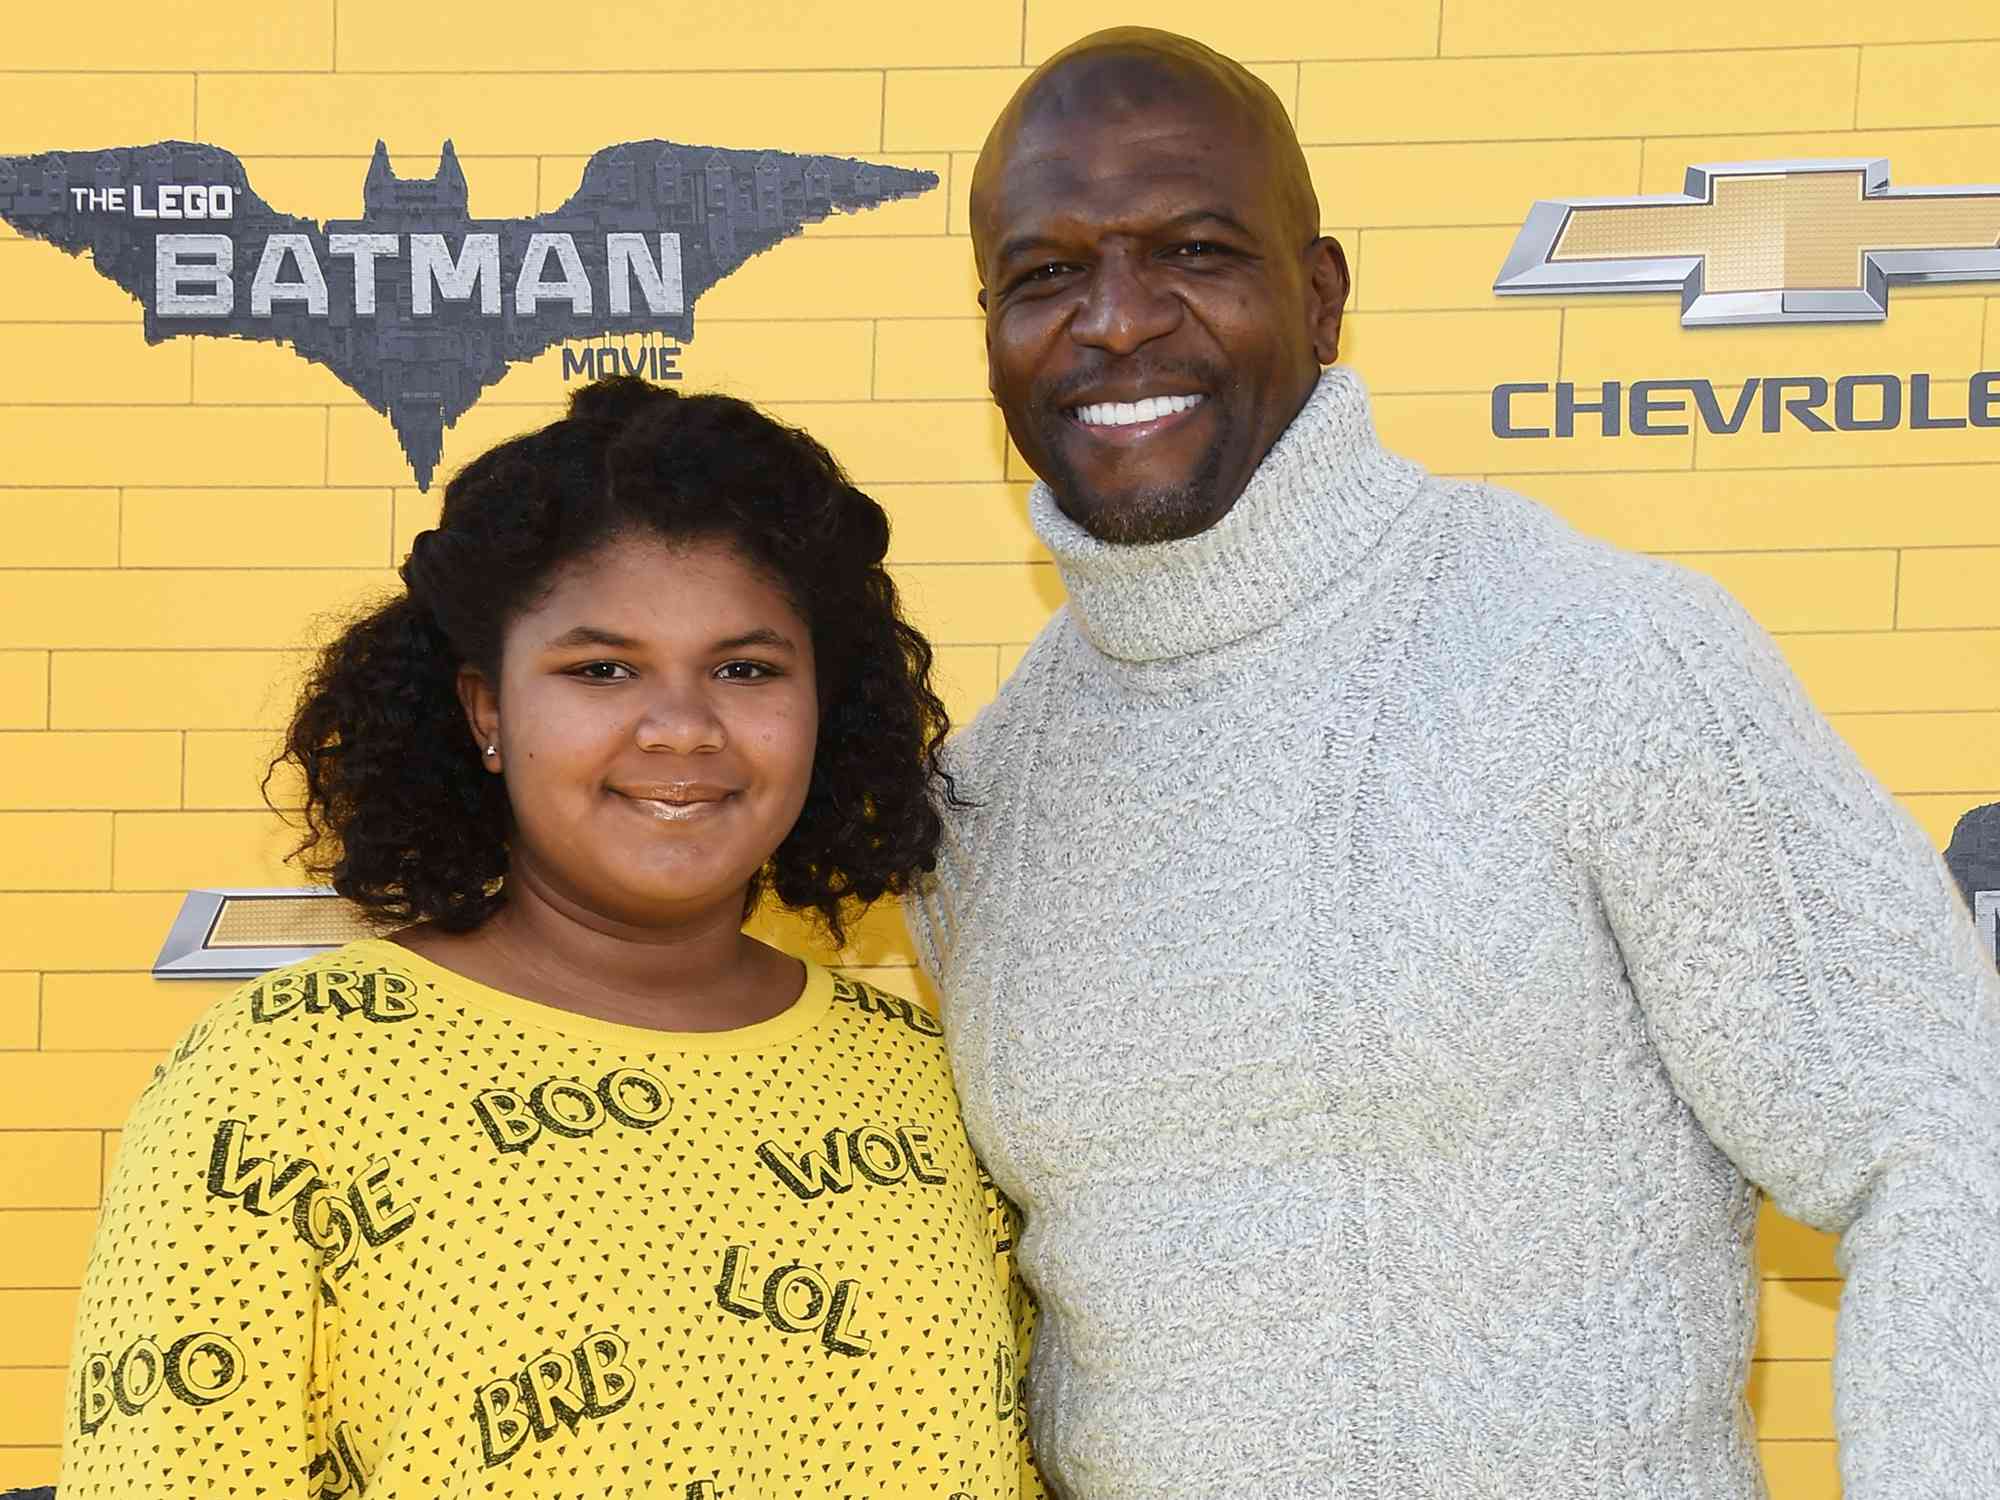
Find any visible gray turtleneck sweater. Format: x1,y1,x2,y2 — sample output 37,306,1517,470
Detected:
908,367,2000,1500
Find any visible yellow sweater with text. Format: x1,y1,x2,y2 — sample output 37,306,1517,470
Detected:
58,941,1040,1500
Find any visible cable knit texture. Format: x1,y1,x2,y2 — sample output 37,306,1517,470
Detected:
908,366,2000,1500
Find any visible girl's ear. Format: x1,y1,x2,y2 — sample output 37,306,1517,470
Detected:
458,666,501,770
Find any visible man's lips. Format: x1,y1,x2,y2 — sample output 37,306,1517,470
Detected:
1060,391,1208,445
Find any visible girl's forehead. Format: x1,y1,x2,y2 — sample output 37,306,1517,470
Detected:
548,533,766,594
516,535,807,640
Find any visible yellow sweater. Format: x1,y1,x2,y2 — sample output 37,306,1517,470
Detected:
59,940,1041,1499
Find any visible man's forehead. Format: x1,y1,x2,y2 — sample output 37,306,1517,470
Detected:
996,57,1269,181
1009,93,1255,159
986,157,1262,248
972,34,1310,258
976,96,1273,244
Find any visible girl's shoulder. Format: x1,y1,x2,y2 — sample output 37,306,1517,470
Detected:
224,938,432,1027
137,940,431,1104
114,943,418,1170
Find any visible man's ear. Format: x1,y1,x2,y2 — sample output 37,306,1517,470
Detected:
1305,236,1351,365
984,300,1000,400
457,665,501,771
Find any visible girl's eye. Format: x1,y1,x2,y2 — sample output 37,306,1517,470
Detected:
716,660,776,682
569,661,635,681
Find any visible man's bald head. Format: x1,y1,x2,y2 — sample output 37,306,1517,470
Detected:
971,28,1320,270
968,27,1349,545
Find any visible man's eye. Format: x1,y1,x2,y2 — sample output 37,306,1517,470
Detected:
569,661,635,681
1011,262,1074,292
1171,241,1224,258
716,660,777,681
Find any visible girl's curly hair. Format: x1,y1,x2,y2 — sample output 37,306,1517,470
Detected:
275,376,961,945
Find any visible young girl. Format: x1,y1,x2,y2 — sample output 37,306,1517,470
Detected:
57,379,1040,1499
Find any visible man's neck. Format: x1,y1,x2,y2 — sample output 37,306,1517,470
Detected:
1027,365,1426,663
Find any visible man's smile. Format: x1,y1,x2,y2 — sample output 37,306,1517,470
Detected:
1062,391,1209,443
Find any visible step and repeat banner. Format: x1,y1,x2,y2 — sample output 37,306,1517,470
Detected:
2,1,1998,1492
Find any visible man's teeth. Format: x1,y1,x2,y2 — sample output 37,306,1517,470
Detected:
1071,394,1206,427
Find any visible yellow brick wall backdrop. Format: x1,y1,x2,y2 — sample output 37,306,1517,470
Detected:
2,1,1997,1489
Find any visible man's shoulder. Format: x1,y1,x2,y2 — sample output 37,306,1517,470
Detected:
915,611,1083,954
1429,478,1753,661
1433,482,1818,767
937,608,1082,792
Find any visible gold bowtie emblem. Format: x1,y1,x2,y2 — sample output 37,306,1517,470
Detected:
1495,159,2000,325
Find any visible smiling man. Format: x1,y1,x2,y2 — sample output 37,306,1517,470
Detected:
907,26,2000,1500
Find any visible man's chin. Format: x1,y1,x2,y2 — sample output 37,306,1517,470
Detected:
1044,453,1232,545
1052,481,1226,546
1031,418,1235,545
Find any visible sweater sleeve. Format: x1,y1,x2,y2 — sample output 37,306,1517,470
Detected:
1570,571,2000,1497
58,996,326,1497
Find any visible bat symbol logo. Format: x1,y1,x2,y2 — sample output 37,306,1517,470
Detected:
1494,158,2000,327
0,138,936,487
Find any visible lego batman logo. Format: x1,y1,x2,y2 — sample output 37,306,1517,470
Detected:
0,139,936,487
1493,159,2000,327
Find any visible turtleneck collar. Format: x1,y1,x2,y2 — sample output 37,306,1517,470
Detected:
1028,366,1425,664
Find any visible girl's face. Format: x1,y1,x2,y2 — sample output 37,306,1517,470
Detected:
460,534,819,930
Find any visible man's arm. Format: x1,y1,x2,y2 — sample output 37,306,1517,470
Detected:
1572,569,2000,1498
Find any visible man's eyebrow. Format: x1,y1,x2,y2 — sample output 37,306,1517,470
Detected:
994,232,1071,265
994,208,1257,265
1153,207,1257,240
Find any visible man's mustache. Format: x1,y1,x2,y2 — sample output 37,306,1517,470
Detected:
1035,359,1229,410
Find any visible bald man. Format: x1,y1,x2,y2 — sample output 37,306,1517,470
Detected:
907,26,2000,1500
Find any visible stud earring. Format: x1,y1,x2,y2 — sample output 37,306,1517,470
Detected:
483,744,498,758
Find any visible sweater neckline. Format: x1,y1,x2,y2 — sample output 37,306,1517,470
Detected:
1029,366,1425,664
349,938,836,1053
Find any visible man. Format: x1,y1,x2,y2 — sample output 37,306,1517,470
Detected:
908,26,2000,1500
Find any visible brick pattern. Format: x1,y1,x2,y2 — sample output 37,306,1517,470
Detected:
4,2,1999,1490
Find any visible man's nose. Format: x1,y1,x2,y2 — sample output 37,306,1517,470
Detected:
1068,257,1180,355
635,680,726,755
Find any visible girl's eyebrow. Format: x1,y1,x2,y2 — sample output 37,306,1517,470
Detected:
543,625,641,650
713,627,799,653
543,624,800,653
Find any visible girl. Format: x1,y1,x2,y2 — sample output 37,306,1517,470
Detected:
57,379,1039,1499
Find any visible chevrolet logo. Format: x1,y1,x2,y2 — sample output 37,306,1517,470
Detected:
1494,159,2000,326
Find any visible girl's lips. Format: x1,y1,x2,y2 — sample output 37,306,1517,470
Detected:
613,788,736,822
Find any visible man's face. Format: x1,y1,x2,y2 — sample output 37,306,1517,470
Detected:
976,92,1343,545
